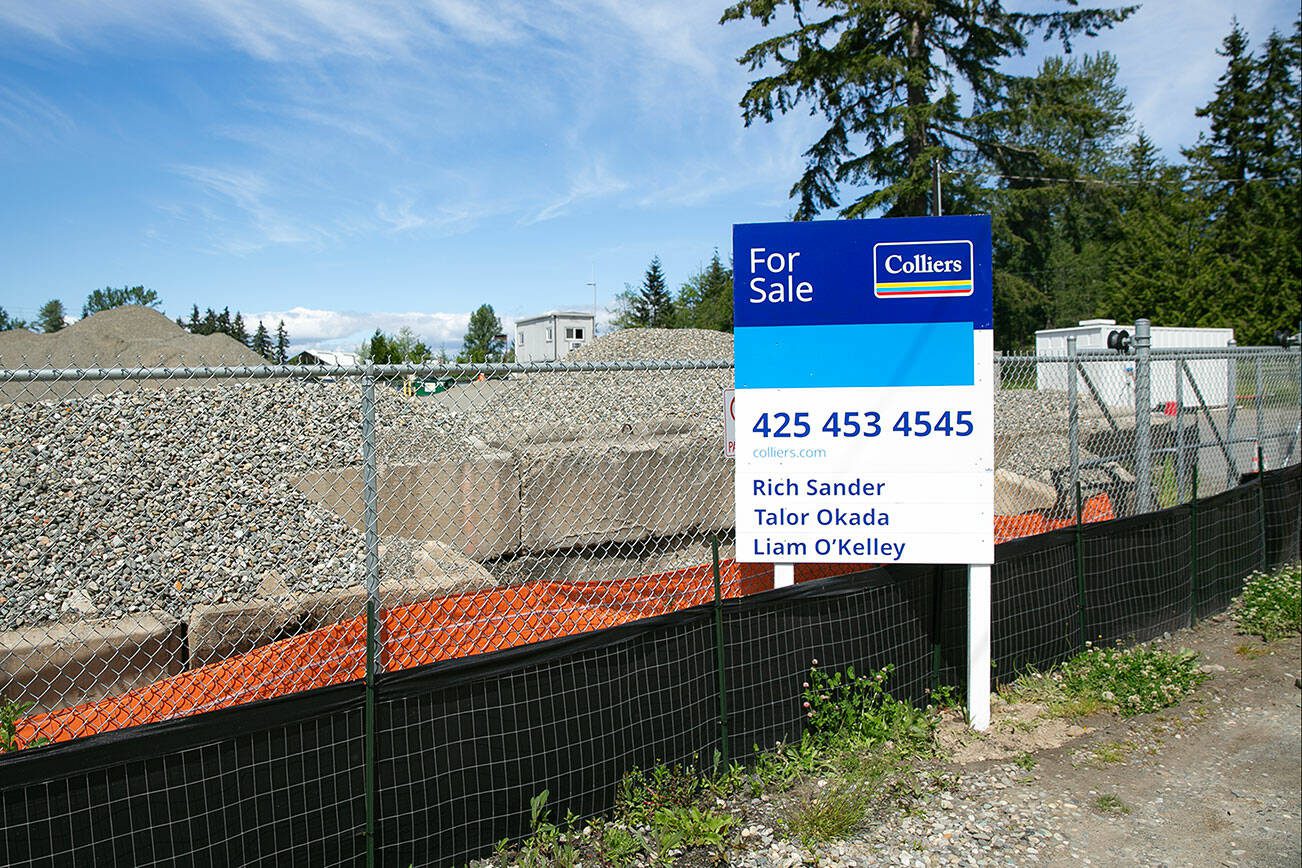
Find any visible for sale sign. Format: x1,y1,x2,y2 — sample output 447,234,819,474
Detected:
733,216,994,565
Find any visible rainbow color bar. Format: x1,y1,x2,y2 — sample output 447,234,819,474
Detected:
873,278,973,298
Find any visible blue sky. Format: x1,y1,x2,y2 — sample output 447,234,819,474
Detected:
1,0,1296,352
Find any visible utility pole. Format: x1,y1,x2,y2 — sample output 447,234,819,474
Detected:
587,265,598,336
932,158,943,217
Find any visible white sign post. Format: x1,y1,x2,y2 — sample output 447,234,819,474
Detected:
732,216,994,730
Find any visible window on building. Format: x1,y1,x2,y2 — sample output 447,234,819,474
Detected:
565,327,585,340
517,331,525,346
545,327,553,342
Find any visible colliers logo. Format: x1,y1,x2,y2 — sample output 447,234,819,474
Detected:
872,240,974,298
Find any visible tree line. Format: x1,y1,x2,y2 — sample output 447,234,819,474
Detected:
0,286,163,335
612,251,734,332
358,304,513,365
177,306,290,363
715,4,1299,349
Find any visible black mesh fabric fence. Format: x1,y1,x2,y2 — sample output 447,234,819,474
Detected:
2,465,1298,867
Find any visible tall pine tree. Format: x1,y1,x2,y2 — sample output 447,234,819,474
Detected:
274,320,289,363
251,321,272,359
721,0,1135,218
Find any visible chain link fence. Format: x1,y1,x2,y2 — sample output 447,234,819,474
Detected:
1,340,1299,749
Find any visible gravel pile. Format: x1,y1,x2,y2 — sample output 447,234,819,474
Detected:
566,328,733,362
0,306,266,403
0,380,478,629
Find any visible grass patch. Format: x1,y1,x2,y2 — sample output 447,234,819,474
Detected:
1093,794,1131,815
1003,643,1208,718
1090,740,1135,765
1234,643,1270,659
785,781,876,848
492,663,942,865
1012,752,1038,771
1236,563,1301,642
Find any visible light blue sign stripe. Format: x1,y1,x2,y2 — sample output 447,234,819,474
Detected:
735,322,974,388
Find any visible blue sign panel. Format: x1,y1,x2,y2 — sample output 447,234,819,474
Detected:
733,215,992,390
733,215,992,329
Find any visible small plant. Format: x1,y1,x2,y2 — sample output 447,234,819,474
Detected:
1004,643,1208,718
784,781,874,848
1236,564,1301,641
598,823,643,863
649,805,735,860
514,790,578,868
1012,752,1038,771
0,700,46,753
802,662,934,754
1234,643,1269,659
615,763,701,827
1093,793,1131,815
1090,740,1134,765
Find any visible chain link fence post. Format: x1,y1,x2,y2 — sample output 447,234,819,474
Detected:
1225,339,1238,488
1175,360,1187,502
1067,336,1080,501
1254,354,1264,472
709,537,729,772
361,369,380,868
1133,319,1154,514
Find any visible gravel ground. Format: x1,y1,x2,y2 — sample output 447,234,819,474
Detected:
721,615,1301,868
1,327,1158,629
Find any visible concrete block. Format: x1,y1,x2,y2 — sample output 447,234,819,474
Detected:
0,613,184,714
187,599,309,670
993,468,1059,516
519,442,654,549
292,453,521,559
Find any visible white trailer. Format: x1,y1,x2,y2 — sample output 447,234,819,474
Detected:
1034,320,1235,408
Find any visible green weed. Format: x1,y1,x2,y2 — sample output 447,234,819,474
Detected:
649,806,736,861
1004,643,1207,718
1236,563,1301,641
1012,752,1038,771
0,700,46,753
1093,794,1131,815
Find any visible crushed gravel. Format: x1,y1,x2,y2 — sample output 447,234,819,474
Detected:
1,327,1153,629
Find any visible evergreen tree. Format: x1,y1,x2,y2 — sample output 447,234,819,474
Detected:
0,306,28,331
458,305,506,362
216,307,232,336
251,321,273,359
970,52,1135,342
201,308,217,335
187,305,201,333
274,320,289,363
82,285,159,317
232,312,249,346
36,299,66,333
721,0,1134,218
675,251,734,331
640,257,674,327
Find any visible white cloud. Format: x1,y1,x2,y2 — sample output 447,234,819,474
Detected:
250,305,522,352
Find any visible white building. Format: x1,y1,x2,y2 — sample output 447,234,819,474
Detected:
289,349,359,367
1034,319,1235,408
515,311,594,363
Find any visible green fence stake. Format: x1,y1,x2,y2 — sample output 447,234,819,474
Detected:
930,566,944,693
1189,465,1199,627
710,537,730,771
1257,445,1268,571
1074,483,1087,650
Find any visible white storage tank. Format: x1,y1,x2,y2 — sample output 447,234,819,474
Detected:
1034,319,1235,408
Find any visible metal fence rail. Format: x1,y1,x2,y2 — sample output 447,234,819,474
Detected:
1,338,1299,748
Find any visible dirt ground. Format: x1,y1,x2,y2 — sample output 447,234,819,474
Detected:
953,613,1301,867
